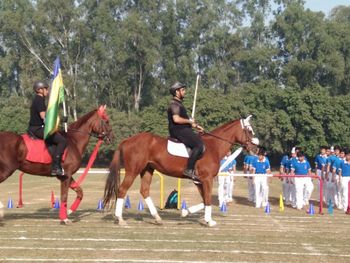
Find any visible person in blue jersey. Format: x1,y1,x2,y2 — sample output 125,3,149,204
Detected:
280,151,293,205
291,151,314,210
217,151,236,207
314,146,327,203
325,146,341,204
338,150,350,212
226,159,236,203
243,152,255,203
251,148,271,208
333,149,346,209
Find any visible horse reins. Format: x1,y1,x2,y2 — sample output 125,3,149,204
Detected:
67,120,110,140
203,131,238,146
203,124,253,147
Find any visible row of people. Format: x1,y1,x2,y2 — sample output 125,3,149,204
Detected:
217,146,350,211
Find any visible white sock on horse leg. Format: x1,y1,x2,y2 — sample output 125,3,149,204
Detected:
144,197,157,216
188,203,204,214
115,198,124,218
204,205,212,222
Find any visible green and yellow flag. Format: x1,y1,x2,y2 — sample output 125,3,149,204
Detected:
44,57,65,139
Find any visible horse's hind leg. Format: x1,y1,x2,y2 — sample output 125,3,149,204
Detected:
68,178,83,215
115,172,138,225
140,168,162,224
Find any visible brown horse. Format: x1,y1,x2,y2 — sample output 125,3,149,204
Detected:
0,105,113,224
103,115,259,227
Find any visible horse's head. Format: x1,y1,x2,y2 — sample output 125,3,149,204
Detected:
91,105,114,144
238,115,259,153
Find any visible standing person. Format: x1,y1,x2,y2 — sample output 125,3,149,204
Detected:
291,151,314,210
325,146,340,203
280,152,292,205
226,160,236,203
314,146,327,202
251,148,271,208
217,152,236,207
333,149,346,209
167,82,204,182
28,81,67,177
244,150,257,203
338,150,350,212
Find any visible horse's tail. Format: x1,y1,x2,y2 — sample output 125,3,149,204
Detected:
103,144,122,210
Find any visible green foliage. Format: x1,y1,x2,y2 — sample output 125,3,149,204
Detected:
1,1,350,164
0,96,28,133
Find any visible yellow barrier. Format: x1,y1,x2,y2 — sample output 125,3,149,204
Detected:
177,178,182,209
154,171,164,209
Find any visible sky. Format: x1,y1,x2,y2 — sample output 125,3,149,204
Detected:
304,0,350,16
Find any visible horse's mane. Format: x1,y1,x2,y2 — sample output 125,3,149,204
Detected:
208,119,240,134
68,110,97,129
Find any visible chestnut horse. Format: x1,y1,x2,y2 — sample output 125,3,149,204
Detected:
103,115,259,227
0,106,113,224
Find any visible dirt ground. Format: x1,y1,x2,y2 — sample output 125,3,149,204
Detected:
0,170,350,263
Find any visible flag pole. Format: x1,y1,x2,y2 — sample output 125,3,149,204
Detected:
62,99,68,132
191,74,200,119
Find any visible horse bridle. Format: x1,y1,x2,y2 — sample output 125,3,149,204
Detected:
204,120,257,148
68,119,112,141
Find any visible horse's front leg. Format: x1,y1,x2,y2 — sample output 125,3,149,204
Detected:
68,178,83,215
181,177,216,227
201,178,216,227
140,169,162,224
59,177,72,225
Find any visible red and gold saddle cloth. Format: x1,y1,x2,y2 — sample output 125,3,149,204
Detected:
21,134,67,164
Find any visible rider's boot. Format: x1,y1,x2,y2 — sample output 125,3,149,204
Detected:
183,168,201,183
51,155,67,179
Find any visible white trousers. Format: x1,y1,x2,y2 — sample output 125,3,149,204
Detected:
227,173,234,200
218,175,231,206
254,176,268,208
282,177,293,204
294,177,314,209
340,176,350,212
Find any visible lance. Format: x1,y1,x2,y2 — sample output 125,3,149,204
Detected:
191,74,200,119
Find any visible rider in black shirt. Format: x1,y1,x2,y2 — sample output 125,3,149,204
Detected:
167,82,204,182
28,81,67,178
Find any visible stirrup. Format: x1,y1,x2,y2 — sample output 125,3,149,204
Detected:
183,169,201,183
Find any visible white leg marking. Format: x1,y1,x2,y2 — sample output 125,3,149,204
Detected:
205,205,217,227
188,203,204,214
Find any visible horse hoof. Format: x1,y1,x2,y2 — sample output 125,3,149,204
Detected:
206,220,217,227
154,214,163,225
181,209,189,217
115,218,127,226
67,209,73,215
60,219,72,225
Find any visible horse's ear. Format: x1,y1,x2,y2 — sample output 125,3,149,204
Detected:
245,115,252,122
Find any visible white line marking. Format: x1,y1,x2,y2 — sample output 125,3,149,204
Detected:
1,238,350,248
0,259,247,263
0,246,349,257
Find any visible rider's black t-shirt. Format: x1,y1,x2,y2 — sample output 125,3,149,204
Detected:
167,98,191,134
29,95,46,126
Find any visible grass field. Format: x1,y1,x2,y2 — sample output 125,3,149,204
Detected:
0,170,350,263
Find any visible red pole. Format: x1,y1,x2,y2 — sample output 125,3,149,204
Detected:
346,179,350,214
318,177,323,214
17,172,24,208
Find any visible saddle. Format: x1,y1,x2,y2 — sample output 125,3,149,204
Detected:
22,133,67,164
167,138,191,158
